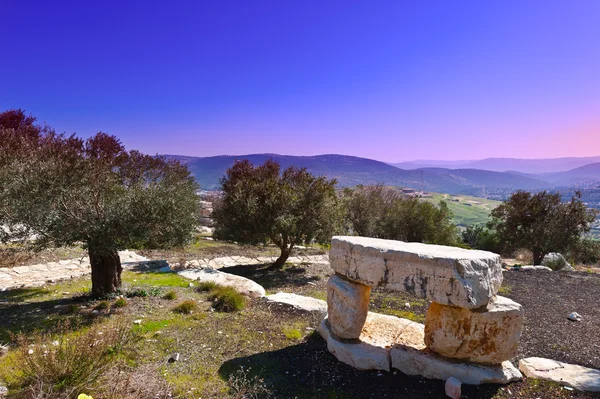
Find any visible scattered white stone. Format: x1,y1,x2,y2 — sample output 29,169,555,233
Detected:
188,282,195,288
51,340,59,346
27,349,34,355
168,352,180,363
329,236,503,309
519,357,600,392
514,265,553,272
0,385,7,396
405,302,411,308
133,319,142,325
445,377,462,399
567,312,582,322
178,268,265,298
266,292,327,313
541,253,574,271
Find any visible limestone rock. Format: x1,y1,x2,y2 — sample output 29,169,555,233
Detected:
327,275,371,339
445,377,461,399
266,292,327,313
424,296,523,365
317,312,425,372
514,265,553,272
390,346,522,385
177,268,265,298
542,253,574,271
519,357,600,392
329,236,502,309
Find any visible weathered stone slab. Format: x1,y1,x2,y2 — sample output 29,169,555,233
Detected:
329,236,502,309
266,292,327,313
177,268,265,298
424,296,523,365
327,275,371,339
519,357,600,392
318,312,425,372
390,345,522,385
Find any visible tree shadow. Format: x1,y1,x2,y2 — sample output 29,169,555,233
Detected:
218,333,503,399
219,263,321,291
0,288,108,343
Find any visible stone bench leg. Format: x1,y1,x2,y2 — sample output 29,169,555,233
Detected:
327,274,371,339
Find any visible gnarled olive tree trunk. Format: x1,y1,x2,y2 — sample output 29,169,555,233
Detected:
272,244,293,269
89,244,122,297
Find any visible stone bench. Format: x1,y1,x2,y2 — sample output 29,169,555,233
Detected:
320,236,524,384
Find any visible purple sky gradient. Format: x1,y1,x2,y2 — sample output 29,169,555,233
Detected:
1,0,599,162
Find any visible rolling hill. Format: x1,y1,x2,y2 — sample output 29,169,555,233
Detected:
393,156,600,174
165,153,554,194
543,163,600,185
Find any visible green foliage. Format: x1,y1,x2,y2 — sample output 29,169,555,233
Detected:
172,300,198,314
94,300,110,311
0,109,199,296
568,238,600,265
207,286,246,312
163,290,177,300
490,190,598,264
461,224,502,252
113,298,127,308
282,327,303,340
342,185,459,246
213,159,342,267
196,281,218,292
126,288,149,298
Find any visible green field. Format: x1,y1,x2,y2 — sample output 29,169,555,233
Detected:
422,193,501,227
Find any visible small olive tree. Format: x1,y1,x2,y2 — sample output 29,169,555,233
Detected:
0,110,199,296
489,190,598,265
212,159,341,268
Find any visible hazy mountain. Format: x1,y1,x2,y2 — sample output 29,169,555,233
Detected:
165,153,553,194
392,156,600,174
543,163,600,185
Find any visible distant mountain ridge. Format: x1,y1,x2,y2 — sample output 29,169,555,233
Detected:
393,156,600,174
165,153,555,195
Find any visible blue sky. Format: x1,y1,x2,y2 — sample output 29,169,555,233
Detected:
2,0,599,162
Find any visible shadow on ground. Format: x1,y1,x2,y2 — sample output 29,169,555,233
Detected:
218,333,502,399
219,263,321,291
0,288,103,343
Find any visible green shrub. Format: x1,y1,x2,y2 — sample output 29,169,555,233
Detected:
282,327,303,340
207,286,246,312
172,300,198,314
94,300,110,311
196,281,218,292
126,288,149,298
163,290,177,300
113,298,127,308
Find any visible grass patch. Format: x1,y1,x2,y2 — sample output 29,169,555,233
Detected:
113,297,127,308
8,320,135,398
498,285,512,295
172,300,198,314
381,309,426,323
207,286,246,312
282,327,303,340
163,290,177,300
196,281,218,292
95,300,110,311
132,319,173,335
121,271,190,288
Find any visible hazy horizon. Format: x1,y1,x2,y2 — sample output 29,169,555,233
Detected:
2,1,599,163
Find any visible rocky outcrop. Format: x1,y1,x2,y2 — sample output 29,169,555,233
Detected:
329,236,503,309
424,296,523,365
266,292,327,313
519,357,600,392
327,275,371,339
177,268,265,298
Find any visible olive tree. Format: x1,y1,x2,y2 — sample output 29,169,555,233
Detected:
489,190,598,265
212,159,341,268
0,110,199,296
